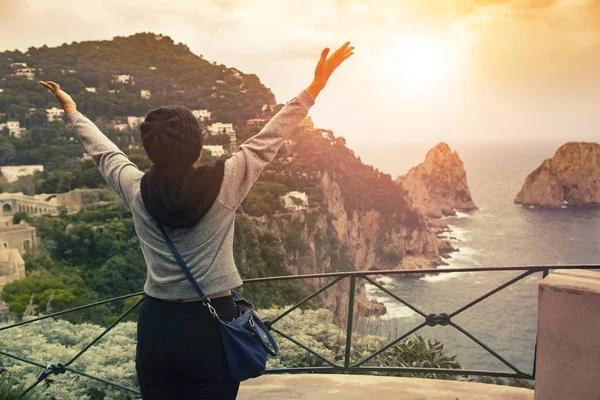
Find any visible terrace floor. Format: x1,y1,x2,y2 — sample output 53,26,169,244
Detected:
238,375,535,400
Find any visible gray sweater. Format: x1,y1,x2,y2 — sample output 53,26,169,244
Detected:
68,89,314,299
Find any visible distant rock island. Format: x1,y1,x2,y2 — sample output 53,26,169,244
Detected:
396,143,478,219
515,142,600,207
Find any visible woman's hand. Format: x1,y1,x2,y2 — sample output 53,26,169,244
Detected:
306,42,354,100
38,81,77,116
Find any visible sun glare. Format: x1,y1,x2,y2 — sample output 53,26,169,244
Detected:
381,34,465,95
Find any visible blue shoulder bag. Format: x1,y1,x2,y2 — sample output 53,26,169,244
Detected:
157,223,279,382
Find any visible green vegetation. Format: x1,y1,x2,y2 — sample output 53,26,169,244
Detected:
0,374,43,400
0,308,464,399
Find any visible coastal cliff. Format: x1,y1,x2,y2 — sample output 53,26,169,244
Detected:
515,142,600,207
235,129,446,319
396,143,477,219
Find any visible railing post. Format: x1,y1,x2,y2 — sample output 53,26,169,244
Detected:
344,276,356,369
532,268,550,379
535,269,600,399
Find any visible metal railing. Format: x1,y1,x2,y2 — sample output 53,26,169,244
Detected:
0,264,598,398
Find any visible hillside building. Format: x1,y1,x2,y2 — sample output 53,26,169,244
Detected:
127,116,145,129
113,74,133,84
46,107,65,122
0,121,26,138
112,122,129,131
11,63,35,80
0,223,37,255
203,145,225,157
282,191,309,211
192,109,211,121
208,122,236,139
0,165,44,183
0,247,26,311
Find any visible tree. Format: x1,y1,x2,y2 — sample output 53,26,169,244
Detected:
11,212,27,225
1,270,90,320
0,141,16,165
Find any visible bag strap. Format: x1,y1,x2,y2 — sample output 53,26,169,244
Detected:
156,223,220,319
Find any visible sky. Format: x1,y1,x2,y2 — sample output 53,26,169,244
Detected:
1,0,599,149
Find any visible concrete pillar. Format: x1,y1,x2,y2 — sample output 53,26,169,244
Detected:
535,269,600,400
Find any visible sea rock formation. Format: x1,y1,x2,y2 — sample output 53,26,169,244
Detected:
515,142,600,207
396,143,478,219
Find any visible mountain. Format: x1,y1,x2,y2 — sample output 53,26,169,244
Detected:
0,32,275,126
396,142,477,219
515,142,600,207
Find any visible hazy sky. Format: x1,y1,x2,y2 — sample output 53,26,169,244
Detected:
1,0,599,148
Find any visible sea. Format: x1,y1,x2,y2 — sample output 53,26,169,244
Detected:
351,140,600,374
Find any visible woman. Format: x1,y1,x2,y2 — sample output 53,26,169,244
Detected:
39,41,353,399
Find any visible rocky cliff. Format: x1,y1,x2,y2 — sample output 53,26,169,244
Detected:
515,142,600,207
396,143,477,219
242,169,442,321
235,131,449,320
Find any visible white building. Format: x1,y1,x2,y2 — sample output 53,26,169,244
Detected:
127,116,145,129
149,66,157,70
46,107,65,122
0,165,44,183
112,122,129,131
0,121,26,138
140,90,151,99
10,62,27,68
203,145,225,157
208,122,235,138
216,80,225,84
0,89,4,93
192,109,211,120
108,89,118,94
14,68,35,80
282,191,309,211
113,74,133,84
85,87,96,93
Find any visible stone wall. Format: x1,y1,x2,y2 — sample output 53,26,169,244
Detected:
535,269,600,400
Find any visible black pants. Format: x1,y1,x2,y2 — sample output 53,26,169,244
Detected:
136,295,240,399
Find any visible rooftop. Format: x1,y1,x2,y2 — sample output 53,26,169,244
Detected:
238,375,534,400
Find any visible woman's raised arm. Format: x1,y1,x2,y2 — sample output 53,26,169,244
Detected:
216,42,354,210
39,81,143,208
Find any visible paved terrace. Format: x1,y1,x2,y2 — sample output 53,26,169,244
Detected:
238,375,534,400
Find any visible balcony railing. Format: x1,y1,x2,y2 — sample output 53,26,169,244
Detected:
0,264,598,398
